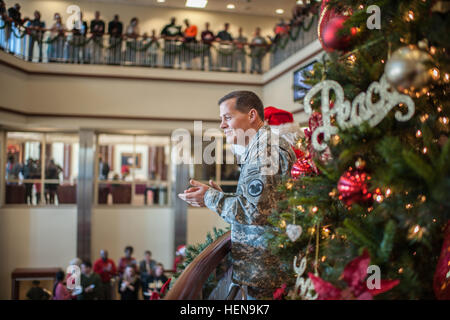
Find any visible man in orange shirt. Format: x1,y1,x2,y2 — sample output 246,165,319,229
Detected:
184,19,197,41
182,19,198,69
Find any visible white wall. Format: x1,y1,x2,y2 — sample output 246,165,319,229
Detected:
187,207,229,246
0,53,263,124
91,207,175,271
0,207,77,300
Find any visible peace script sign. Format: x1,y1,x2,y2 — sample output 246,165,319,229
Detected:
303,74,415,151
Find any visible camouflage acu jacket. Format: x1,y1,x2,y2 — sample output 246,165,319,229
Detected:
204,125,296,297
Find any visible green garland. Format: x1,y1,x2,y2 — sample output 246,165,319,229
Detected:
125,39,160,52
66,35,92,47
270,14,318,53
1,12,317,58
170,226,231,296
11,25,27,39
91,36,120,49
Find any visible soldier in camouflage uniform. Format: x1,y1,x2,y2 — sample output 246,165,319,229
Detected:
179,91,296,299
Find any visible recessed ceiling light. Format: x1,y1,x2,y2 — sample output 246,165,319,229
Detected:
186,0,208,8
227,4,235,9
157,0,165,3
275,9,284,14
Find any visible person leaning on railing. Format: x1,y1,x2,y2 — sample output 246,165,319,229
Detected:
107,14,123,65
68,11,88,64
274,18,290,36
249,27,267,74
139,32,150,66
148,29,159,67
160,17,182,68
26,10,45,62
90,10,105,64
233,27,247,73
7,3,24,27
49,13,65,63
216,22,233,71
182,19,197,70
5,3,27,52
200,22,214,71
138,30,159,67
290,1,319,27
125,17,139,65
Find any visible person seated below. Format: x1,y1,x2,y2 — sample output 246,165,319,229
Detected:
142,263,168,300
26,280,50,300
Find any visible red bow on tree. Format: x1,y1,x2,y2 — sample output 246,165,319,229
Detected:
308,249,400,300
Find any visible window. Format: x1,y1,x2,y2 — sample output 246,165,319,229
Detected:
293,60,317,102
5,132,79,205
3,130,240,207
189,133,239,193
96,134,171,206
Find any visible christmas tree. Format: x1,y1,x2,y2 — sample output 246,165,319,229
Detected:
268,0,449,299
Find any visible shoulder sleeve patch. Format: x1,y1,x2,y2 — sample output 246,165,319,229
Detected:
247,179,264,197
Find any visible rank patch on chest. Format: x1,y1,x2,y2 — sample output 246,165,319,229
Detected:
248,179,264,197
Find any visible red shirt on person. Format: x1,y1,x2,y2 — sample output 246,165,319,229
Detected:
93,258,117,283
117,257,138,276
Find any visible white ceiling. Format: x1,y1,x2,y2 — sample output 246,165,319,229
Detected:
90,0,299,18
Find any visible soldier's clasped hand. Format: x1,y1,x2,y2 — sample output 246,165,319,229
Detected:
178,179,222,207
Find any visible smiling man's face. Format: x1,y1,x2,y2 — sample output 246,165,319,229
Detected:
220,98,254,145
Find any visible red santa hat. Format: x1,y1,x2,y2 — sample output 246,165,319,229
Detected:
176,245,186,256
264,106,303,149
264,106,294,126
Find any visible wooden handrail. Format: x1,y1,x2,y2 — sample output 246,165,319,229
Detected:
164,231,231,300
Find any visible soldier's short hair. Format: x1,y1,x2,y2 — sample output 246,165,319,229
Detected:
218,91,265,121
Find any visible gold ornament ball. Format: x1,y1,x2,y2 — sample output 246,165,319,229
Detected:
384,46,432,91
355,158,366,169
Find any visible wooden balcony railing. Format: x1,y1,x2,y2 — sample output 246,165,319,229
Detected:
164,231,231,300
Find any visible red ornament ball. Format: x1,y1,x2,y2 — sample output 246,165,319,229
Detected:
291,158,316,179
321,15,353,52
434,220,450,300
337,167,372,206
